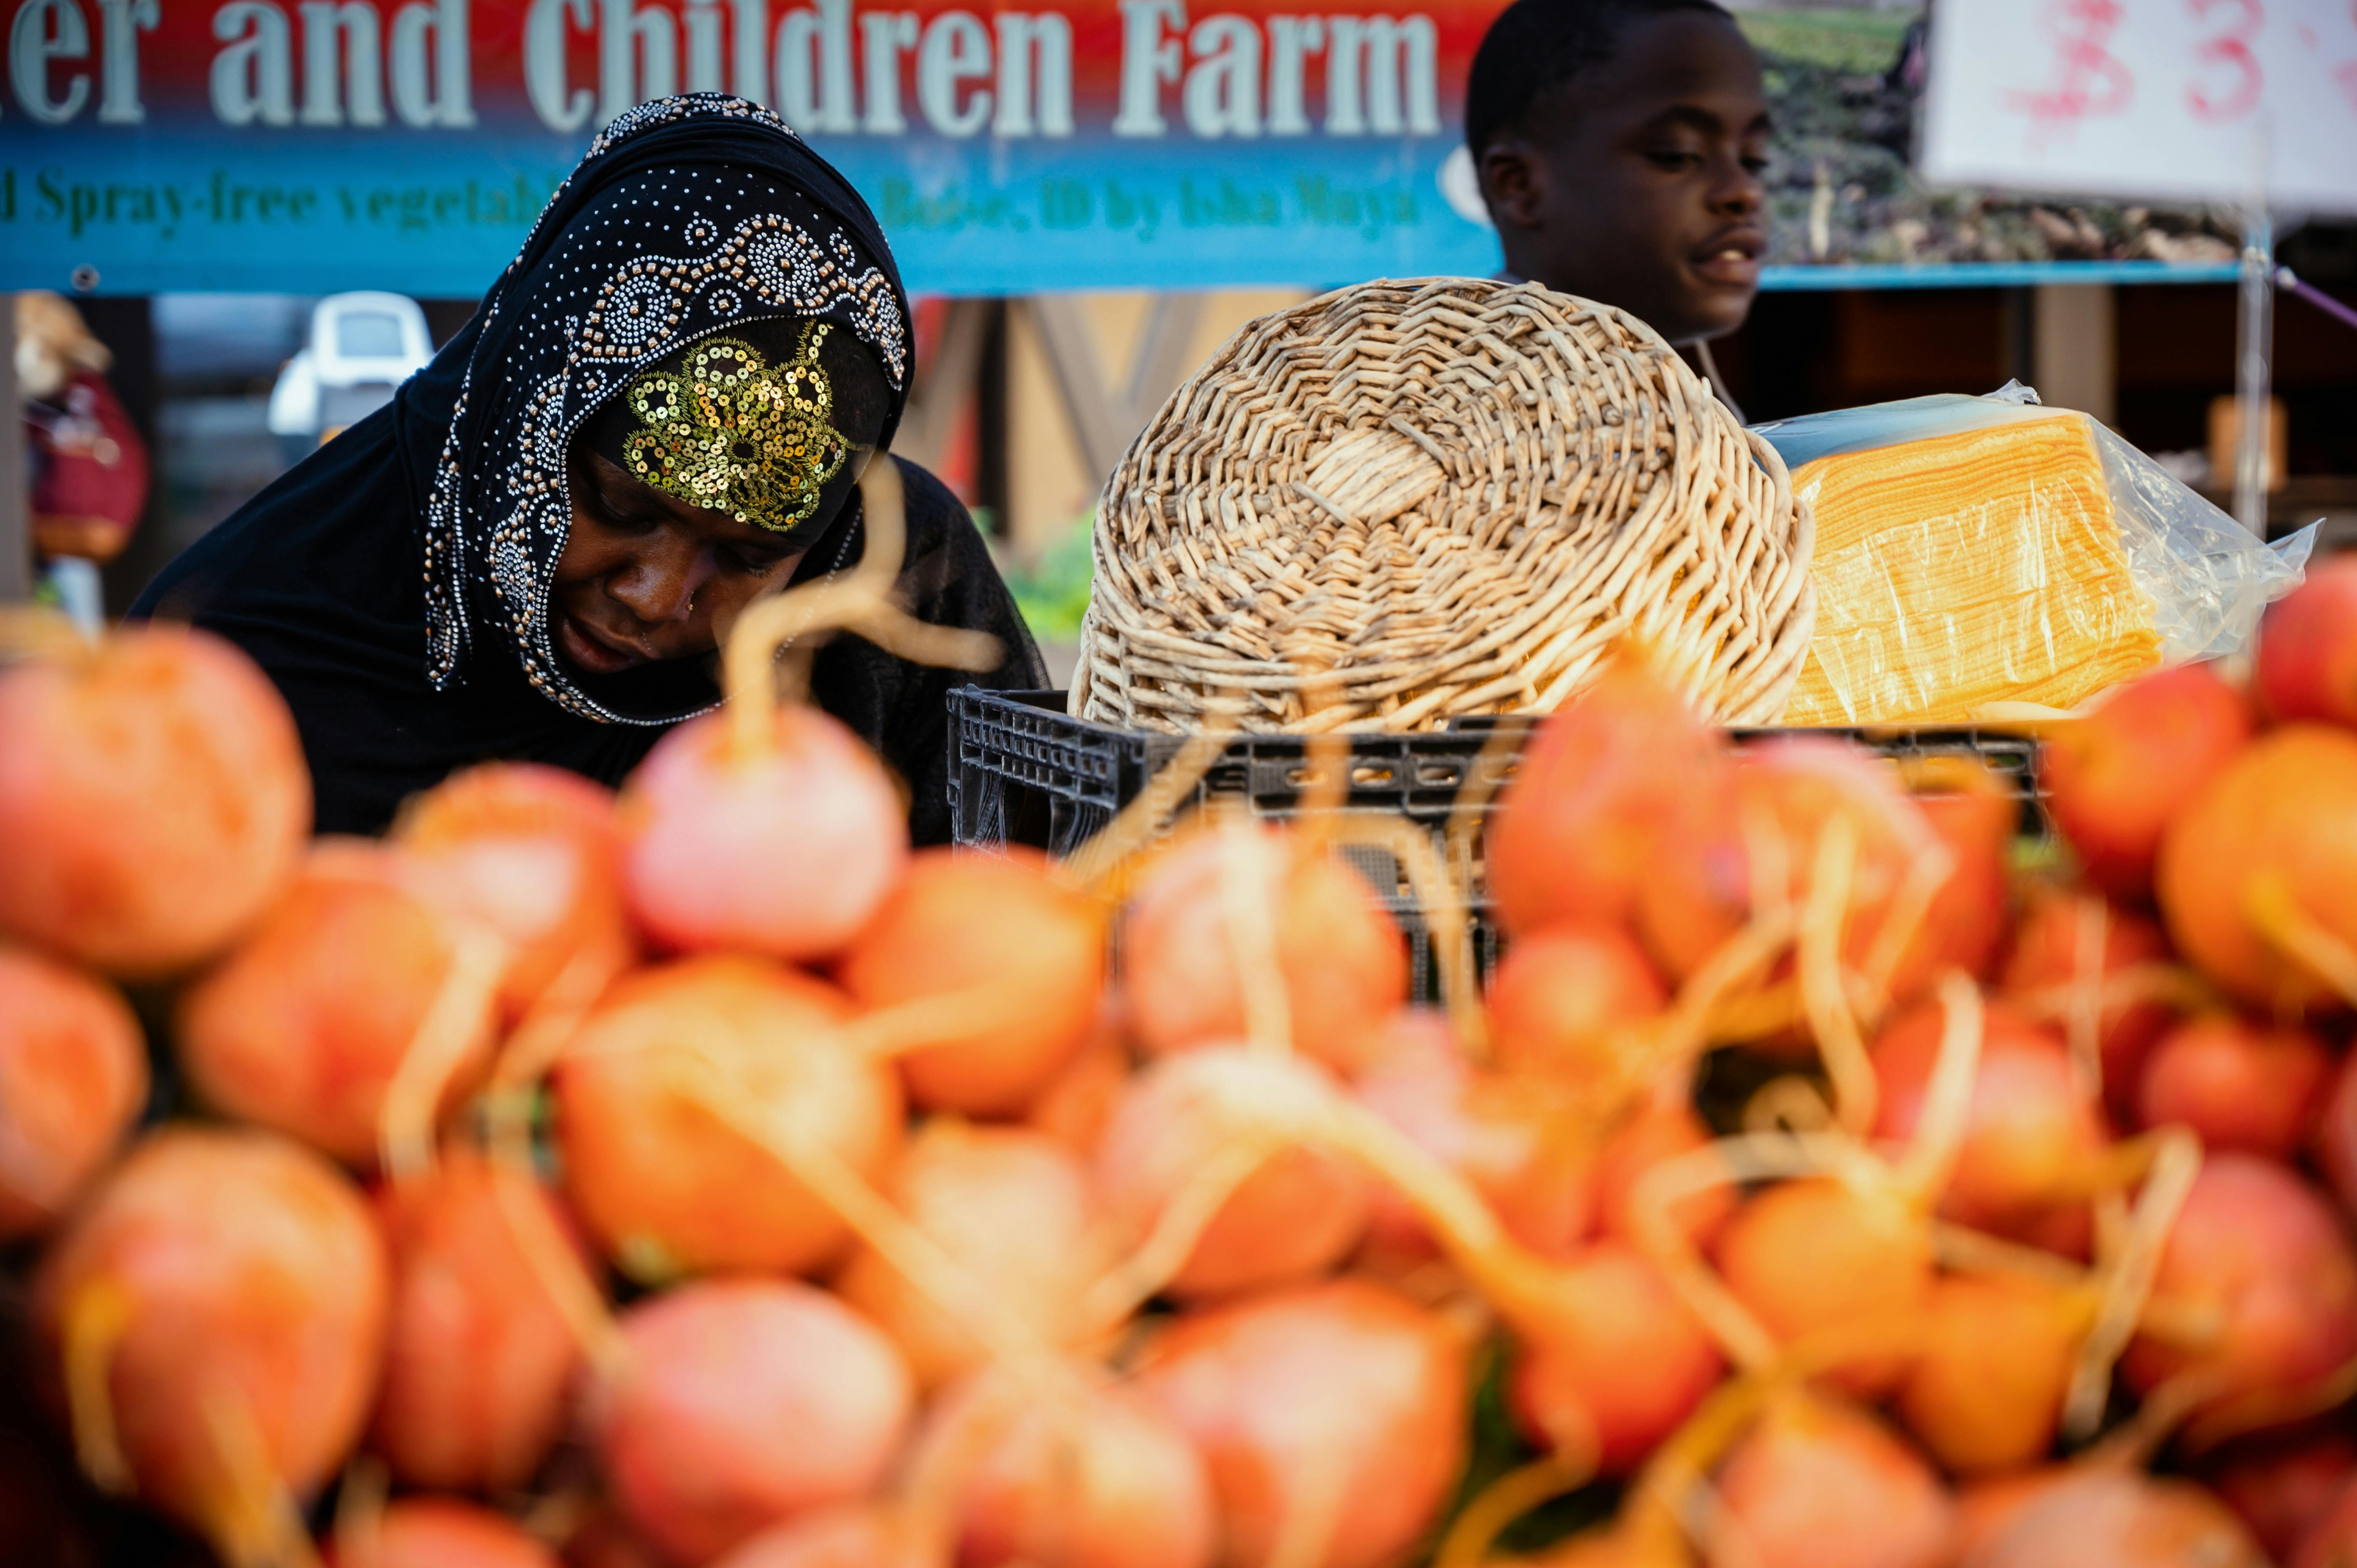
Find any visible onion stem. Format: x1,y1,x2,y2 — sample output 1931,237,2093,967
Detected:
2248,873,2357,1010
380,929,507,1183
62,1276,135,1494
2063,1127,2202,1439
721,457,999,758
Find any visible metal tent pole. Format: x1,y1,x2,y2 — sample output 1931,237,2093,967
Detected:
0,293,29,602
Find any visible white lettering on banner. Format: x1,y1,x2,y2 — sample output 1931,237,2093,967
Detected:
1323,12,1435,135
1184,13,1258,136
58,0,1447,142
1112,0,1182,135
915,8,987,135
777,0,853,129
523,0,591,128
728,0,763,101
95,0,157,122
684,0,721,90
858,7,913,131
993,11,1070,137
599,0,674,121
299,0,385,125
211,0,295,125
1266,13,1320,135
389,0,475,125
11,0,88,123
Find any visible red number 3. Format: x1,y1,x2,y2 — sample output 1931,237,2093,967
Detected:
2188,0,2264,122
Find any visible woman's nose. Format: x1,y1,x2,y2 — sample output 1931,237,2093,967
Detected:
605,539,710,626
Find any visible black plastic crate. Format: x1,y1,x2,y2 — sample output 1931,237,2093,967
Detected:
947,686,2046,998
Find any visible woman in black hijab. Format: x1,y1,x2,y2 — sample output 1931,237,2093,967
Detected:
132,95,1044,840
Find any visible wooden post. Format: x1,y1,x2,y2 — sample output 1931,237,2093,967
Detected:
2032,283,2116,427
0,293,29,602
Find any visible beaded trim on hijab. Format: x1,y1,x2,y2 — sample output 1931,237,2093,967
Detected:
417,95,908,725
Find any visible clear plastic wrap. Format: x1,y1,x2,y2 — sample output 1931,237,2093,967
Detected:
1751,384,2316,726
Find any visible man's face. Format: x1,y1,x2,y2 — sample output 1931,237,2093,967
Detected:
1480,11,1771,344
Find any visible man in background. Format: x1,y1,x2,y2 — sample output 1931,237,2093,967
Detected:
1467,0,1771,404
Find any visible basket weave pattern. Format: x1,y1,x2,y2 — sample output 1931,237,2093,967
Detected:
1072,279,1816,732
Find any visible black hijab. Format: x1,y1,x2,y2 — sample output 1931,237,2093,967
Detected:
133,95,1044,839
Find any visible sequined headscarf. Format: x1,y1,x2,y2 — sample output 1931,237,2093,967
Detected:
417,95,912,724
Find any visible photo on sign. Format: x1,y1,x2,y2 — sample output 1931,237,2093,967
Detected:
1444,0,2242,271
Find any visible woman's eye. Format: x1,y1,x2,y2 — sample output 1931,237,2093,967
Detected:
1646,150,1703,173
590,494,661,531
723,547,784,576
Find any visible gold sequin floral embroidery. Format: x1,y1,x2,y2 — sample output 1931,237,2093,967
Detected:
621,324,855,534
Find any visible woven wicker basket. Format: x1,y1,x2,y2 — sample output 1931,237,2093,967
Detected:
1072,279,1816,733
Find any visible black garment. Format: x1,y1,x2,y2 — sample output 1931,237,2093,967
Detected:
131,95,1042,839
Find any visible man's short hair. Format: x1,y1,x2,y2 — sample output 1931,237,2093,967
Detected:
1465,0,1734,157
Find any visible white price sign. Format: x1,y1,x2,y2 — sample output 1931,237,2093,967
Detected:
1921,0,2357,213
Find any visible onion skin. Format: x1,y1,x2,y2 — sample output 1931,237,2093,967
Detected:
1998,886,2176,1115
0,948,148,1240
707,1505,937,1568
555,956,902,1283
1025,1013,1131,1157
1591,1096,1732,1250
369,1151,590,1493
2040,663,2254,901
592,1279,914,1566
1354,1011,1595,1264
2206,1429,2357,1562
1894,1275,2077,1476
1488,648,1729,937
560,1507,672,1568
2321,1048,2357,1224
1964,1470,2266,1568
620,705,908,962
2121,1155,2357,1413
1135,1278,1467,1568
394,762,633,1026
1711,1393,1958,1568
1507,1241,1724,1475
2156,724,2357,1015
1638,737,1943,1000
1955,1468,2074,1564
926,1367,1217,1568
1123,826,1406,1077
834,1121,1109,1390
1901,762,2017,987
2136,1015,2333,1159
1716,1177,1932,1397
177,840,487,1168
325,1497,559,1568
1094,1047,1371,1301
839,847,1105,1115
2293,1474,2357,1568
0,623,309,979
31,1126,389,1534
1486,927,1667,1089
1871,999,2106,1241
2256,555,2357,729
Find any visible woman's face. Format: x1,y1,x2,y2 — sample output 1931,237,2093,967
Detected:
550,445,813,676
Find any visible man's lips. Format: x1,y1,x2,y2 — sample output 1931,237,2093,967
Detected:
1691,231,1766,288
555,609,651,674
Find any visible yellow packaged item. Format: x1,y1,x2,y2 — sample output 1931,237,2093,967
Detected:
1754,389,2313,727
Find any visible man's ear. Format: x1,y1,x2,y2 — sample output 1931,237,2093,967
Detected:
1479,137,1546,232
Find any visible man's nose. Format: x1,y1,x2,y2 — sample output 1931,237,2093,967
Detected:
1708,152,1764,216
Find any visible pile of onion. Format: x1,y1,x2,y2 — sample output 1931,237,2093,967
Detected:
0,623,309,977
